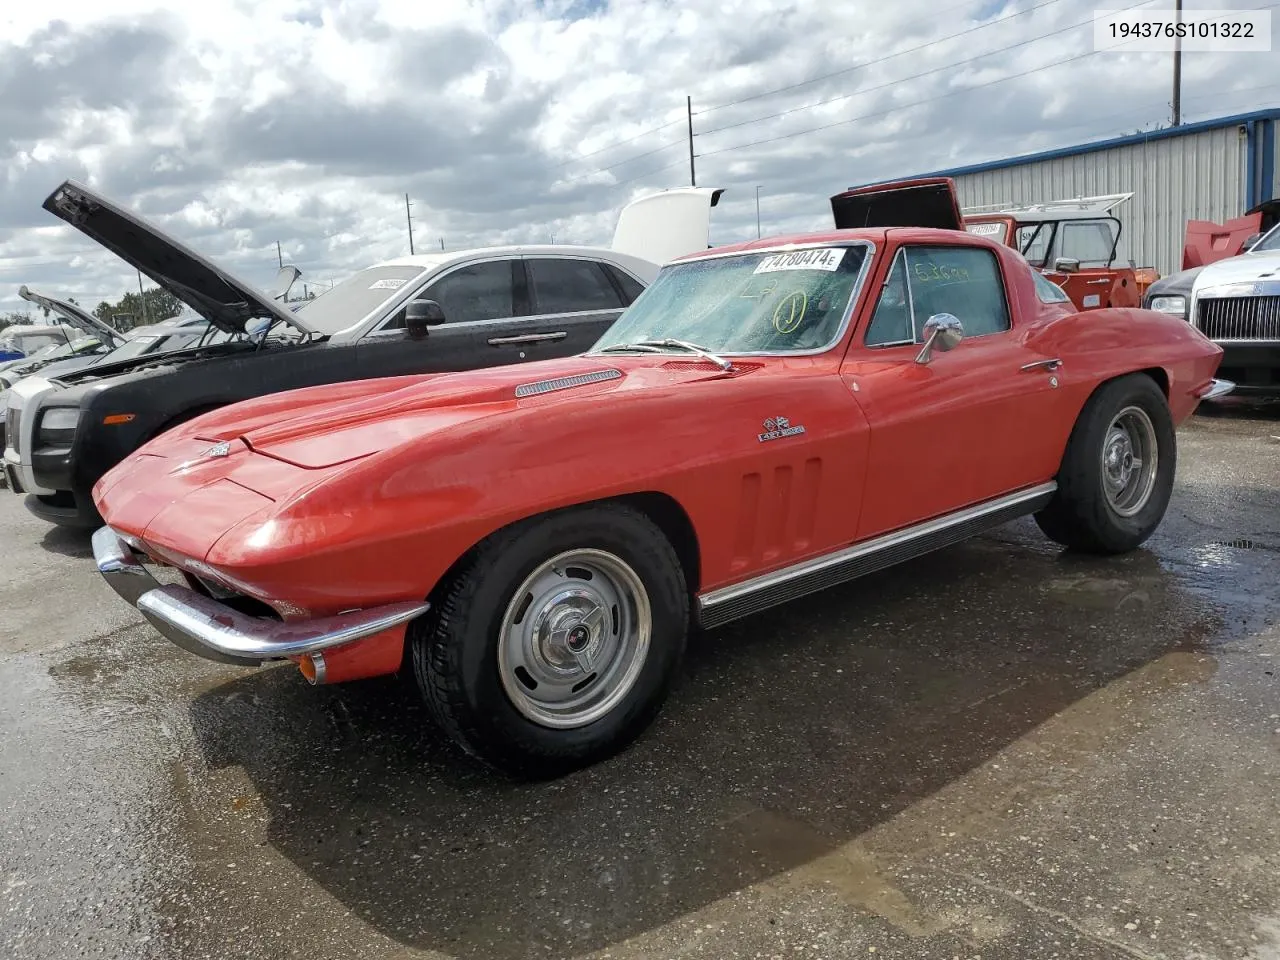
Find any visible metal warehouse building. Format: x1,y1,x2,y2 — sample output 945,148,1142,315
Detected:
863,108,1279,277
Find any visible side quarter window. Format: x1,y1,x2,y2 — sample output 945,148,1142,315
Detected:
864,251,913,347
528,258,624,315
866,245,1011,346
1031,270,1072,304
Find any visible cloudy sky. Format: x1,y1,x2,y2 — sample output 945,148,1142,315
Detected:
1,0,1277,316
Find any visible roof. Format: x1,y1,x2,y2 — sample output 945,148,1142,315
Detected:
0,323,75,336
965,208,1123,224
379,244,638,270
672,226,1008,262
853,108,1280,185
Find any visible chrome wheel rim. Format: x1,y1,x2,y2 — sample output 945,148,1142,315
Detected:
498,549,651,729
1101,405,1158,517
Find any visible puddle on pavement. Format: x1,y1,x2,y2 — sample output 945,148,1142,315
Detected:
8,500,1277,958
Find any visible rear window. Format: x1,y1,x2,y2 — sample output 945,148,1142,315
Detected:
528,258,623,314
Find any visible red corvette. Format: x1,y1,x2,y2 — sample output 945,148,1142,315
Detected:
91,209,1231,775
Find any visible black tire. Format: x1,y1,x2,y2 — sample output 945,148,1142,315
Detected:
410,503,689,778
1034,373,1176,554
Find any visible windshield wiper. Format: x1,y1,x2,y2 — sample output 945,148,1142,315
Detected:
598,338,734,371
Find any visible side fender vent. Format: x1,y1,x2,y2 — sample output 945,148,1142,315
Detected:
514,368,623,399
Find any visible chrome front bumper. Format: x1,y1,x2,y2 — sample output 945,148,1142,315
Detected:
92,526,429,668
1196,378,1237,401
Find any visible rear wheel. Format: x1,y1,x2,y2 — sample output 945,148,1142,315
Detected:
1035,373,1176,554
410,504,688,777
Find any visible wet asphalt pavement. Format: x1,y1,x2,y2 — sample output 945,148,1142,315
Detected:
1,402,1278,960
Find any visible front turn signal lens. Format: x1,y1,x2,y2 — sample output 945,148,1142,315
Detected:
103,413,136,425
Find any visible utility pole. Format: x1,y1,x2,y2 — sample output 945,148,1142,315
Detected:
1172,0,1183,125
440,238,444,251
137,270,149,325
276,241,283,268
755,186,762,238
405,194,416,255
687,95,696,187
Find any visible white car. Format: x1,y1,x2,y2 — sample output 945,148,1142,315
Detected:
1144,222,1280,397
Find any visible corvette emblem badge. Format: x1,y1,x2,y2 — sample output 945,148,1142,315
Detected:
204,441,231,458
758,416,806,443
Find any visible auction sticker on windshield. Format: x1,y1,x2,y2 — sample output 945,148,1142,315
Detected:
369,278,407,290
965,222,1004,237
754,248,846,274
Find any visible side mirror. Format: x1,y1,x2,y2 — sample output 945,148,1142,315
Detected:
1242,232,1263,252
914,313,964,365
1053,256,1080,273
405,299,446,340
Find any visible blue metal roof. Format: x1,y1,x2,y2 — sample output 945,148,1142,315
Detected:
855,108,1280,184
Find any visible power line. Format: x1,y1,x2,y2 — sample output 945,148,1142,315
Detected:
553,0,1156,189
551,131,689,187
551,118,684,170
697,0,1159,138
694,9,1166,163
546,0,1057,183
696,0,1070,116
547,0,1063,177
599,29,1280,196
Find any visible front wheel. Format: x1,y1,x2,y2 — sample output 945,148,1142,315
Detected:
410,504,689,777
1034,373,1176,554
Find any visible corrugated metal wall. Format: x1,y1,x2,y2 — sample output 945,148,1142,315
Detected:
950,123,1249,277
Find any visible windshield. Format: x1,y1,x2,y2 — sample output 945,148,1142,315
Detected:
1252,224,1280,253
593,245,871,355
38,336,99,361
293,265,428,335
99,334,167,363
22,343,63,362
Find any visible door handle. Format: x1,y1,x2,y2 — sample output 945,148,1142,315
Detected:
1020,357,1063,372
487,332,568,346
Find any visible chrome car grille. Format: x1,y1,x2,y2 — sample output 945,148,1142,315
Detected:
1195,295,1280,341
6,405,19,456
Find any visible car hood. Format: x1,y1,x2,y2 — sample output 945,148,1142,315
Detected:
22,353,105,381
16,285,125,347
1192,248,1280,291
187,356,654,470
94,352,747,570
830,177,964,231
42,180,314,337
49,339,257,387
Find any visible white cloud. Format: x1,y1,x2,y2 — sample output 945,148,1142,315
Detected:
0,0,1276,314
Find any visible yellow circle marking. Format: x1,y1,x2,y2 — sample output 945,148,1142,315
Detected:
772,291,808,334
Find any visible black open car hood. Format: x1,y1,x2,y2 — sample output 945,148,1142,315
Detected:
42,180,315,336
16,285,126,348
830,176,964,231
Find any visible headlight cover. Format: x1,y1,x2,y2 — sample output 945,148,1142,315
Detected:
41,408,82,432
1148,295,1187,316
37,407,82,446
